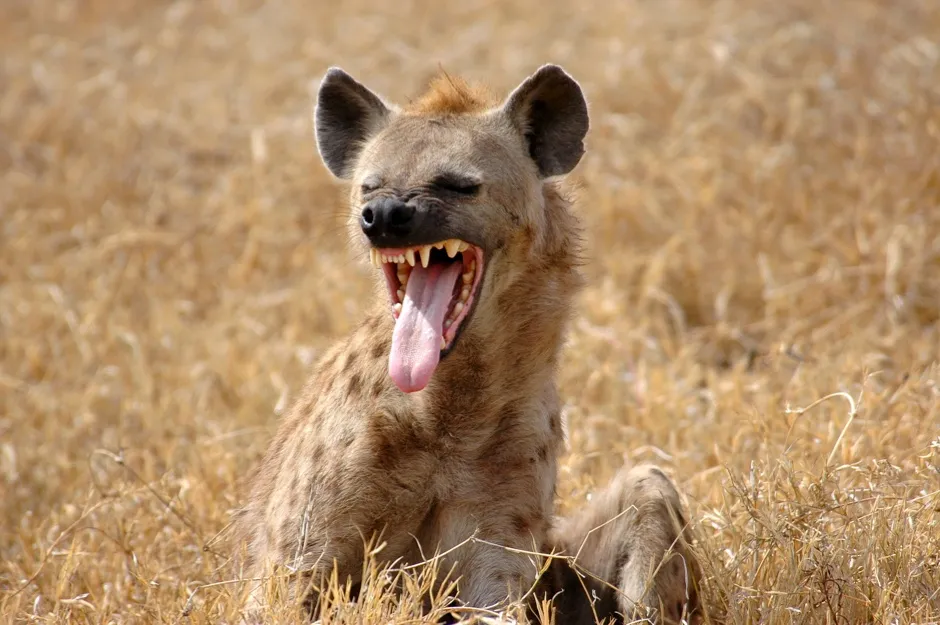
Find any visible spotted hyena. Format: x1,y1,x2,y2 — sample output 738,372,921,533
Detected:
237,64,701,624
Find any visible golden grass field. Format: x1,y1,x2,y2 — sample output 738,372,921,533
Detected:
2,0,939,622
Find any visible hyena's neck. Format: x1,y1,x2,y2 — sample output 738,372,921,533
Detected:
428,184,584,414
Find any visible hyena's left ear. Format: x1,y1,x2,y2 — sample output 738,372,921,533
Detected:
501,64,590,178
314,67,393,179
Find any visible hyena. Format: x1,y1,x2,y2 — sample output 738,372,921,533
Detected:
237,64,701,624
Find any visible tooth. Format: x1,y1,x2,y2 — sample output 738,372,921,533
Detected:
444,239,460,258
405,249,416,266
462,271,473,284
397,288,405,301
458,241,470,252
460,287,470,301
453,301,464,315
398,265,409,280
444,319,452,328
370,249,378,266
381,254,388,264
440,336,446,350
419,245,431,268
393,303,402,314
433,241,444,250
399,254,405,263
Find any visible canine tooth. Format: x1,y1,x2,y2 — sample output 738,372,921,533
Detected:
453,301,464,315
370,249,378,266
458,241,470,252
460,287,470,301
444,239,460,258
405,249,416,266
419,245,431,268
397,288,405,301
393,303,402,314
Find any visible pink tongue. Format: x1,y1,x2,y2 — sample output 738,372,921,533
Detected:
389,261,462,393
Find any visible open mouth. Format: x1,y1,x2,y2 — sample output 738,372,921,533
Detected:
370,239,484,393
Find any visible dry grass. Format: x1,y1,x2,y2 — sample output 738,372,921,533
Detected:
2,0,939,623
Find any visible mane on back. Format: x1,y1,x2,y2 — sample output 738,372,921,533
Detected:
404,71,498,115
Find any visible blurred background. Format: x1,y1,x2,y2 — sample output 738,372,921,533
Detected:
1,0,938,622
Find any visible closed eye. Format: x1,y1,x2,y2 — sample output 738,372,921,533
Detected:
360,175,384,194
431,175,481,196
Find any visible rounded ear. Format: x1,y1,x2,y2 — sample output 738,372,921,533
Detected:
313,67,392,179
501,64,590,178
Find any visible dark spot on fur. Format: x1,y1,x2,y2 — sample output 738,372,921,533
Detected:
370,428,397,470
549,411,560,434
342,351,358,373
371,338,388,359
348,372,363,396
512,514,531,535
372,379,385,397
476,408,527,470
537,444,549,461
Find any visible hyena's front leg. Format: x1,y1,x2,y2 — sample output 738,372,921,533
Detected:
426,501,550,618
547,465,701,625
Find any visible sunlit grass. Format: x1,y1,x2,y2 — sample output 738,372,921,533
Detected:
1,0,938,622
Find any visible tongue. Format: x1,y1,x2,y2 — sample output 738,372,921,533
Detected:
389,261,462,393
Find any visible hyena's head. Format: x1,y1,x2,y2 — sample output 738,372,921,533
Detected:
313,64,589,393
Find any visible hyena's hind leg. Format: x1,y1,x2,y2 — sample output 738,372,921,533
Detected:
543,464,702,625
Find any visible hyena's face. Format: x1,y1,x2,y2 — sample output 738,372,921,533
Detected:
313,65,589,394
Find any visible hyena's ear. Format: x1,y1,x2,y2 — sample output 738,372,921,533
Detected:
501,64,589,178
314,67,392,179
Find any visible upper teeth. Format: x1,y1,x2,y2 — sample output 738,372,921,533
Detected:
419,245,431,268
370,239,470,268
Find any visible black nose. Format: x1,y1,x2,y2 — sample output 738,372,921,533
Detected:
360,197,416,240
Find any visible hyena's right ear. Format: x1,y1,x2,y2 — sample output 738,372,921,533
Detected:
313,67,393,180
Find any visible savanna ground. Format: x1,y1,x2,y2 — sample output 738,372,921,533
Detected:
2,0,939,623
